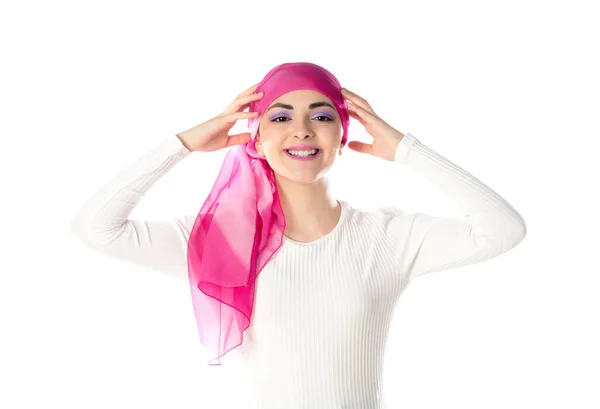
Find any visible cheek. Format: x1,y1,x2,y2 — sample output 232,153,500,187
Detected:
259,141,282,159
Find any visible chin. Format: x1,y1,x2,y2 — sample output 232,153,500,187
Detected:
267,152,335,183
276,167,332,185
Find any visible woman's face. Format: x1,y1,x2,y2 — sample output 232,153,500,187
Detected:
255,89,344,184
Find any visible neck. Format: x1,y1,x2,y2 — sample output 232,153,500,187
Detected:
275,174,341,240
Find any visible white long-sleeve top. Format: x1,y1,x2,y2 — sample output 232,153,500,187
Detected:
70,132,526,409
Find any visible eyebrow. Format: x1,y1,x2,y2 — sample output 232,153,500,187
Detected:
266,101,336,112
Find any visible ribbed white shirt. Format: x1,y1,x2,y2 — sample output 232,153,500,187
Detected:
70,132,526,409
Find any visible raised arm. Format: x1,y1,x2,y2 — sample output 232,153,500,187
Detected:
69,134,197,281
385,132,527,280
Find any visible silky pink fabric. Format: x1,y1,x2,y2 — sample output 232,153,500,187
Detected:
186,62,350,366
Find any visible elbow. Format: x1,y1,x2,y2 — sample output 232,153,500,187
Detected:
69,212,125,246
514,220,527,250
492,219,527,255
511,214,527,246
518,219,527,241
69,212,90,242
475,218,527,258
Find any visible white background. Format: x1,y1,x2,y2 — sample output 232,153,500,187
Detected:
2,0,599,408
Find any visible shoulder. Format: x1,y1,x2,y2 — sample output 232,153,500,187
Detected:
342,201,414,224
341,201,435,239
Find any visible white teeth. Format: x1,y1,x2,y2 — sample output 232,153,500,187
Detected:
287,149,318,157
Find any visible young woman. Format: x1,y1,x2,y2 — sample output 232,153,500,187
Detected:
70,62,526,409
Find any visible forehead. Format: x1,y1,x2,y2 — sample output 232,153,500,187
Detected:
271,89,331,104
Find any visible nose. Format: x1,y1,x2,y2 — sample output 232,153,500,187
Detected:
293,119,315,140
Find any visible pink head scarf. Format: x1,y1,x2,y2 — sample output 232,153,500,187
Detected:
186,62,350,366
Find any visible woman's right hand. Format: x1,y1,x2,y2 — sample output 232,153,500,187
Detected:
176,83,264,153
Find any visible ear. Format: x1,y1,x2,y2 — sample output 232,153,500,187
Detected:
255,133,264,156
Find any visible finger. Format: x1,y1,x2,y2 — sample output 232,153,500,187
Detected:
238,91,263,107
238,82,261,98
224,92,264,116
347,141,373,155
347,101,375,124
226,132,252,147
342,88,376,115
348,108,367,127
225,111,259,122
343,88,372,109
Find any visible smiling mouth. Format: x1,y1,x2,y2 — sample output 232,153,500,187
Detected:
284,149,321,157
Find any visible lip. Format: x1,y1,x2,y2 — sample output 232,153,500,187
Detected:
283,145,320,151
284,148,322,161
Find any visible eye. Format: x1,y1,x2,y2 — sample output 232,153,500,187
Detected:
271,115,333,123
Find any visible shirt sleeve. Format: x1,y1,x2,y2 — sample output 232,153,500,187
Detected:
384,132,527,281
69,134,197,282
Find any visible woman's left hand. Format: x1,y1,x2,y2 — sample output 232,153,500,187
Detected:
341,88,404,162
